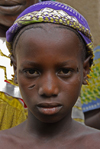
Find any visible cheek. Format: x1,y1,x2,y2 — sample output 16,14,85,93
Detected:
25,0,38,6
62,74,82,103
17,72,38,103
17,72,29,96
61,85,81,113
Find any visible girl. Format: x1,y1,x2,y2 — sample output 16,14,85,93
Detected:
0,1,100,148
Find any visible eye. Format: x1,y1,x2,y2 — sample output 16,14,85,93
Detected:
28,69,38,74
57,68,73,77
23,69,40,78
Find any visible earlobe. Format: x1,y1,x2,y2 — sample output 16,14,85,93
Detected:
82,56,91,85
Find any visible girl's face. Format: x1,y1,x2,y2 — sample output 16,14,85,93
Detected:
15,24,88,123
0,0,38,27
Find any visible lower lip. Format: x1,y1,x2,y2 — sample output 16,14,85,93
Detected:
37,106,62,115
0,5,23,15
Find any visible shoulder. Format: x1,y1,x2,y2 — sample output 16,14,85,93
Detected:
78,124,100,148
71,121,100,148
0,127,18,139
0,122,26,148
0,129,15,148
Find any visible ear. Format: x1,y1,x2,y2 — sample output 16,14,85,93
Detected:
10,55,18,84
82,56,91,85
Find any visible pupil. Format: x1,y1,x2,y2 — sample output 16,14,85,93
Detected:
29,70,34,74
63,69,69,73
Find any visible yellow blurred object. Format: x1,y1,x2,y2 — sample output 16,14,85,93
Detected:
0,92,28,130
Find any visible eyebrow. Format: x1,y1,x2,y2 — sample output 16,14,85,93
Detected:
20,61,40,67
56,60,77,66
21,60,77,66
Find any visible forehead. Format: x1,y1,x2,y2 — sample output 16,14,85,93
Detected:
15,23,82,63
15,23,82,48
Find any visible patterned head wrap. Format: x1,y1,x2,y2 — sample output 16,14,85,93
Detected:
6,1,93,60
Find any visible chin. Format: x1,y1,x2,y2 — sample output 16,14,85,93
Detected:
36,114,65,124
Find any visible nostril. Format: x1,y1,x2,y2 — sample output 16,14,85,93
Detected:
39,93,57,98
53,94,57,97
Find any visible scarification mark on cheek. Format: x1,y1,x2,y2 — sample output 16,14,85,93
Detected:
28,84,35,89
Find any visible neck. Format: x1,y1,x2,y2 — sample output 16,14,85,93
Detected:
0,24,9,37
25,110,75,139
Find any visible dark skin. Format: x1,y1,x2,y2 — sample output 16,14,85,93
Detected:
0,23,100,148
1,1,99,132
0,0,38,37
0,1,99,132
84,109,100,129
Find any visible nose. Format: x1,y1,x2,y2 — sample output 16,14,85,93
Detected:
38,73,59,97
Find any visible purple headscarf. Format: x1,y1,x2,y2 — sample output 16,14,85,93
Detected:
6,1,93,57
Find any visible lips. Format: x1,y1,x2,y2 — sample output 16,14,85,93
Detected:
0,1,24,15
37,103,62,115
0,1,22,5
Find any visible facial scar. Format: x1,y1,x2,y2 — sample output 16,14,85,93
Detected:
28,84,35,89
